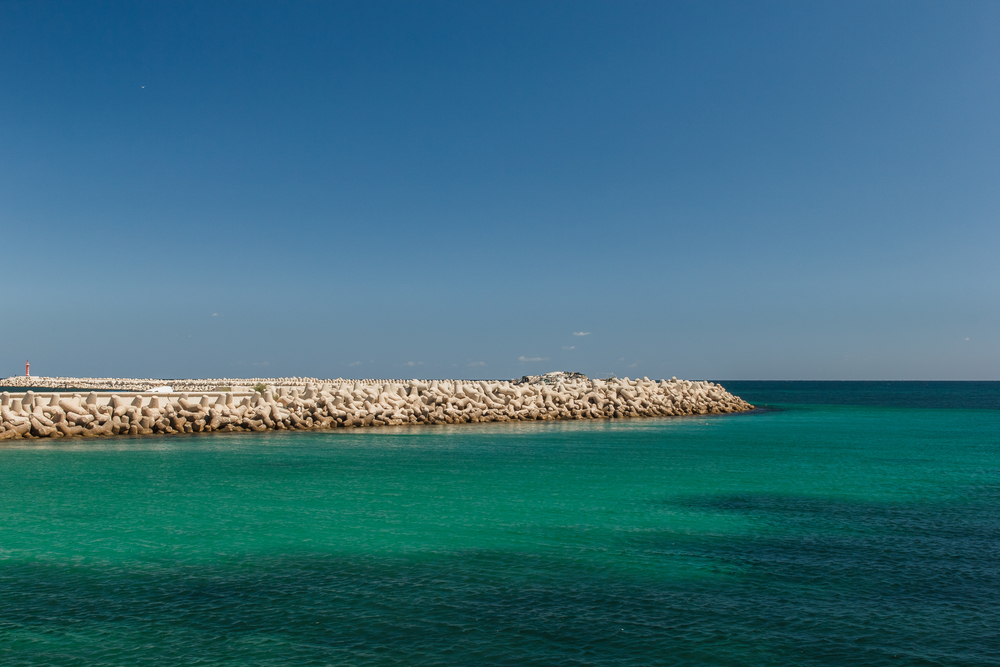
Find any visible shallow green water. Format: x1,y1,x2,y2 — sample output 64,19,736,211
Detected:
2,385,998,665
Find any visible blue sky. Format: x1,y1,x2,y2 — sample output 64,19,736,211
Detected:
1,1,998,380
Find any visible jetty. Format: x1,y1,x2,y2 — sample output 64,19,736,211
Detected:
0,372,753,440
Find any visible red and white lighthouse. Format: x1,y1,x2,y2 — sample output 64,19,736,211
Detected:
26,361,29,378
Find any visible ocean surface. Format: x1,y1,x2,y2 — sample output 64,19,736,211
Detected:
1,382,997,666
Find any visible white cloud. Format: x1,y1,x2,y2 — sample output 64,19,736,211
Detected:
562,346,575,350
519,356,549,362
573,331,591,336
212,313,218,317
348,361,362,367
468,361,486,367
406,361,423,367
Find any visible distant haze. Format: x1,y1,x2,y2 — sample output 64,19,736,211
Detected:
1,1,997,380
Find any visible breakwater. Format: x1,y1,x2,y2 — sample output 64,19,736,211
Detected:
0,373,753,440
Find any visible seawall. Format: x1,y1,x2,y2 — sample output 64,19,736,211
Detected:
0,374,754,441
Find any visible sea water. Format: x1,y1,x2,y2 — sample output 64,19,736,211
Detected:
1,383,997,666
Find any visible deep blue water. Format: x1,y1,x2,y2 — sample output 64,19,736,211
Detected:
720,380,1000,410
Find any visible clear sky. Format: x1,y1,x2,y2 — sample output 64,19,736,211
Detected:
1,1,998,381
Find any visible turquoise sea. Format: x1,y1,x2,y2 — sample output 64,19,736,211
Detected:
1,382,997,666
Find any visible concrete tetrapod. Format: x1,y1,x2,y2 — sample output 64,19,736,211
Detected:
0,375,754,441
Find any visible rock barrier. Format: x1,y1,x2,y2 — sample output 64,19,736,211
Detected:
0,374,753,441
